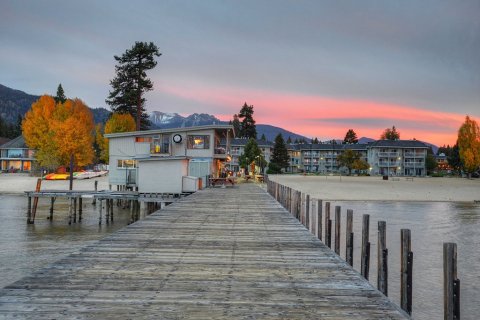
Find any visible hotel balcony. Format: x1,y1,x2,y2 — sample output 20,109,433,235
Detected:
404,152,425,158
378,152,399,157
404,162,424,168
378,161,402,167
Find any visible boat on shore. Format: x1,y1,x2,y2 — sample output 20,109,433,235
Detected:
44,171,108,180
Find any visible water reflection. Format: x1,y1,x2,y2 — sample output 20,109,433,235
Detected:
0,194,133,288
330,200,479,320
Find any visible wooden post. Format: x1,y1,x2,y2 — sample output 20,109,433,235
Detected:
27,196,32,224
346,209,353,266
400,229,413,315
444,242,460,320
317,199,323,241
310,199,316,234
73,197,77,223
361,214,370,280
68,198,73,225
110,199,114,222
78,197,83,222
305,194,310,229
325,202,331,248
92,180,98,205
49,197,55,220
98,199,102,225
378,221,388,296
334,206,341,255
31,178,42,223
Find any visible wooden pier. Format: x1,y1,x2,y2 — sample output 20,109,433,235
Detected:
1,184,409,319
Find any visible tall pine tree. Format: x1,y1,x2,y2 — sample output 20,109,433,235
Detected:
238,102,256,139
55,84,66,104
269,133,289,173
106,41,161,131
231,114,241,138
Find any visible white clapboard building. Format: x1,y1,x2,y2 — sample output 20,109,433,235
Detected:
105,125,233,193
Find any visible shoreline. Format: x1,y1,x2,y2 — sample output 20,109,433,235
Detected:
0,173,110,195
267,175,480,203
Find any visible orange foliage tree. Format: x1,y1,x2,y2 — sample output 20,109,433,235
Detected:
100,113,136,162
22,95,95,169
457,115,480,177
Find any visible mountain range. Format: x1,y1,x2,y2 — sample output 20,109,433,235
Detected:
0,83,437,152
0,84,110,125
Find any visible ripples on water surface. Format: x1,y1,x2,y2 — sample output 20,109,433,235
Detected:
0,195,479,319
0,194,132,288
331,200,480,320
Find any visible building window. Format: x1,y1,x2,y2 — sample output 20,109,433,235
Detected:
135,136,152,143
117,159,137,168
187,135,210,149
149,135,170,154
7,149,23,158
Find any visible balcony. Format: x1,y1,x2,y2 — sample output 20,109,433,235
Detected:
404,152,425,158
378,161,402,167
404,162,424,168
378,152,399,157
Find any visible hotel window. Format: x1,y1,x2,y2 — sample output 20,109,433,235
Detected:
187,135,210,149
117,159,137,168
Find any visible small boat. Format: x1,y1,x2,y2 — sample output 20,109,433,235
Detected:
44,173,70,180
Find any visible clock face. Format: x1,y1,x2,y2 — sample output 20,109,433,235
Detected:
173,134,182,143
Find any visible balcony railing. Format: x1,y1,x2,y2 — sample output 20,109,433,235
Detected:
404,152,425,157
378,161,402,167
378,152,399,157
404,162,424,168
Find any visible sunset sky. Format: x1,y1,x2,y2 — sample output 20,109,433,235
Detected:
1,0,479,146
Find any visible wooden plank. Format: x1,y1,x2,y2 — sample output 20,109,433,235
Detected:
1,184,409,319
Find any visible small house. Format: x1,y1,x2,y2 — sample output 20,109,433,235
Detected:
105,125,233,193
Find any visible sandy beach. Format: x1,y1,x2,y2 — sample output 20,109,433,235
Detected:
268,175,480,202
1,173,479,202
0,173,110,195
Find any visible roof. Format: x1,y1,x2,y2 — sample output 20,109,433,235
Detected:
287,143,368,151
230,138,273,147
136,156,189,162
104,124,233,138
368,140,429,148
0,136,28,149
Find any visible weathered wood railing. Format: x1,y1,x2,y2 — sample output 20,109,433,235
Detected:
266,177,461,319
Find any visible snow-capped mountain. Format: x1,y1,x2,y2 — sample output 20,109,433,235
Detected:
149,111,225,129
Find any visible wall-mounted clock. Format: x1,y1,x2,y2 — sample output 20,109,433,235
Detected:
173,134,183,143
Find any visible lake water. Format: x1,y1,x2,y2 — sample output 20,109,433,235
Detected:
329,200,480,320
0,194,479,319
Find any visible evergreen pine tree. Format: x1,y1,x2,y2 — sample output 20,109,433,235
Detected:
260,133,266,141
54,84,66,104
286,136,292,144
270,133,289,173
106,41,161,131
238,102,256,139
343,129,358,144
231,114,241,138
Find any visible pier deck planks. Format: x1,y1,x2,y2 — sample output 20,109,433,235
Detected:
0,184,409,319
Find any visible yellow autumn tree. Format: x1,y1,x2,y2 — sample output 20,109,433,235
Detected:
22,95,59,169
457,115,480,177
22,95,95,169
101,113,136,162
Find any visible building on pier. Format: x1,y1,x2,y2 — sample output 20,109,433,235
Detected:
105,125,234,193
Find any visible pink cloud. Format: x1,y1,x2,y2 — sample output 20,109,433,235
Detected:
160,82,467,146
